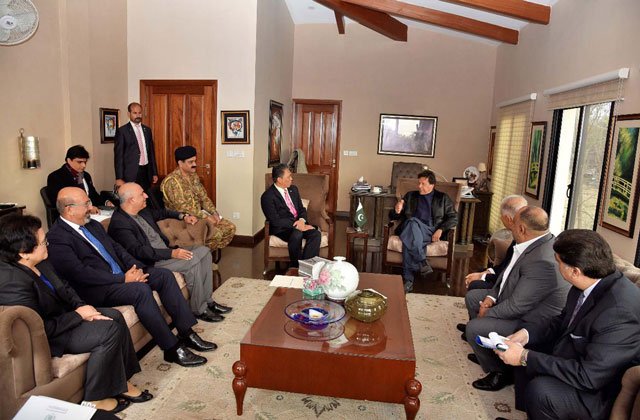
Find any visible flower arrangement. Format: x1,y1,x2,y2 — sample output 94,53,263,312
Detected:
302,275,330,300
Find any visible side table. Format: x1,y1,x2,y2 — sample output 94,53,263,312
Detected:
346,227,369,272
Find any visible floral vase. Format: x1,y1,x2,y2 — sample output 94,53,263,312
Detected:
319,256,359,302
302,277,325,300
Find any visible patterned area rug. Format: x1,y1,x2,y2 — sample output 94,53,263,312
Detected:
120,277,526,419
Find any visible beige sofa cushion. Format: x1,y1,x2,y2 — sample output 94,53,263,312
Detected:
614,254,640,285
387,235,448,256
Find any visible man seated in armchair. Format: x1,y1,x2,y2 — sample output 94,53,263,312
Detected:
260,164,321,268
389,169,457,292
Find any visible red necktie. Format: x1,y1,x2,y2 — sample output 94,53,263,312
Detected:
134,124,148,165
284,189,298,218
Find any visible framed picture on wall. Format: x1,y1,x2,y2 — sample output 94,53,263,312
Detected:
600,113,640,237
487,126,496,179
377,114,437,158
268,100,283,167
100,108,119,144
221,110,250,144
524,121,547,199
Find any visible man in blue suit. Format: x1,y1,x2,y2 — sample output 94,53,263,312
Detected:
47,187,215,367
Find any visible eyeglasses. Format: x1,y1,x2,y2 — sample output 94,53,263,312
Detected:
66,200,92,208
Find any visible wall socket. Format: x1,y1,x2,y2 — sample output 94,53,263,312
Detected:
232,212,240,219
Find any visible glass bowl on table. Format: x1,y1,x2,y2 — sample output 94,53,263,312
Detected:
284,299,345,331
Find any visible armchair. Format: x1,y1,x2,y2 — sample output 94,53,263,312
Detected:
389,161,446,192
263,173,334,274
382,179,462,286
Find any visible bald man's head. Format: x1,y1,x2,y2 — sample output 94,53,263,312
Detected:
499,195,528,231
118,182,147,214
513,206,549,243
56,187,92,225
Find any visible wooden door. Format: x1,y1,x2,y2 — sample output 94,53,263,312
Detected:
293,99,342,214
140,80,217,204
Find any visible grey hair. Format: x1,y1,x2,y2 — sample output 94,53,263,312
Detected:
500,195,527,218
55,196,74,214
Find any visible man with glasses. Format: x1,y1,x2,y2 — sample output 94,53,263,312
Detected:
47,187,216,367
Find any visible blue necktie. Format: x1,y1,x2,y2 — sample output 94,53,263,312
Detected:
39,273,55,292
79,226,123,275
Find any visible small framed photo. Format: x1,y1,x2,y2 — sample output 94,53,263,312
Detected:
221,110,250,144
100,108,119,144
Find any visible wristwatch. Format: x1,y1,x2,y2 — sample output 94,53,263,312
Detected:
520,349,529,367
179,213,190,220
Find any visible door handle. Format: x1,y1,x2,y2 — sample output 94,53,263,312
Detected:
566,184,572,198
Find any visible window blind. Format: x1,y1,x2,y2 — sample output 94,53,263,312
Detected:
489,99,535,233
547,78,625,110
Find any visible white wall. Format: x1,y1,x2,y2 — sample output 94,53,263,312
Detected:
127,0,258,236
253,0,295,233
493,0,640,261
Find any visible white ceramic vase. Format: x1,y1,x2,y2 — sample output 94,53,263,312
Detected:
318,256,359,302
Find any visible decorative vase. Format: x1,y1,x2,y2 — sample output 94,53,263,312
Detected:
318,256,359,302
344,289,388,323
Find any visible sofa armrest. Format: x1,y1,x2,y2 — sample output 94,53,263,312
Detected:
610,365,640,420
0,306,54,411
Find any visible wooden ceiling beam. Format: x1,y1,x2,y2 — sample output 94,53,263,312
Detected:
314,0,408,41
343,0,518,44
334,11,346,34
442,0,550,24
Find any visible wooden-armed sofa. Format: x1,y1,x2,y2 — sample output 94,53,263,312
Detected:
0,218,215,419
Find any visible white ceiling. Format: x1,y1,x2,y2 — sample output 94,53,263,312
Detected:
284,0,559,45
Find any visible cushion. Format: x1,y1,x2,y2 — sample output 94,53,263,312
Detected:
52,353,90,379
613,254,640,286
269,231,329,248
387,235,448,256
301,198,310,209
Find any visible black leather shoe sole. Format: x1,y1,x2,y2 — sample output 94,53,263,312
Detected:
164,348,207,367
461,332,467,341
467,353,479,365
209,302,232,314
119,389,153,403
197,312,224,322
456,323,466,333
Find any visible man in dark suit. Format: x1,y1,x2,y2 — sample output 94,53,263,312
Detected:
497,229,640,420
389,169,458,292
465,206,570,391
456,195,527,338
114,102,158,191
47,187,215,367
108,182,231,323
47,145,114,209
260,163,321,268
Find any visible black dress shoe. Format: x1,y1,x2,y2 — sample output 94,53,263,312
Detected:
164,345,207,367
119,389,153,403
419,261,433,275
197,309,224,322
467,353,479,365
181,332,218,352
461,332,467,341
456,323,467,333
472,372,513,391
208,301,232,314
102,397,130,414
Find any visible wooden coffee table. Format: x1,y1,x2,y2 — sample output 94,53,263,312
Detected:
232,273,422,419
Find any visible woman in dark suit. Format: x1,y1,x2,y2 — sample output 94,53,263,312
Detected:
0,214,153,413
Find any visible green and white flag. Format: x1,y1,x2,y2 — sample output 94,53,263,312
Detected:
354,199,367,230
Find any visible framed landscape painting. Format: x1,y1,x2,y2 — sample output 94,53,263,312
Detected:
524,121,547,199
377,114,437,158
600,113,640,237
221,110,250,144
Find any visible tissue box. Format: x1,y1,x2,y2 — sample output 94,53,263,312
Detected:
299,256,331,278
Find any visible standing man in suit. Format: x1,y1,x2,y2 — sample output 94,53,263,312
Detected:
261,163,321,268
114,102,158,191
47,145,114,210
497,229,640,420
108,182,232,323
465,206,570,391
47,187,216,367
389,170,458,292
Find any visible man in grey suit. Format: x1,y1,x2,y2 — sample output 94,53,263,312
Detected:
465,206,570,391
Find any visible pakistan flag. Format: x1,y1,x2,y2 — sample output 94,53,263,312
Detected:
354,200,367,230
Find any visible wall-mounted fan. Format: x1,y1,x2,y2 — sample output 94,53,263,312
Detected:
0,0,39,46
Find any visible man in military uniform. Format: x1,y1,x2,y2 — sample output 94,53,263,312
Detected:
160,146,236,252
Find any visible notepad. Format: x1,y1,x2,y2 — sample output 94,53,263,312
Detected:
269,275,304,289
475,332,509,351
